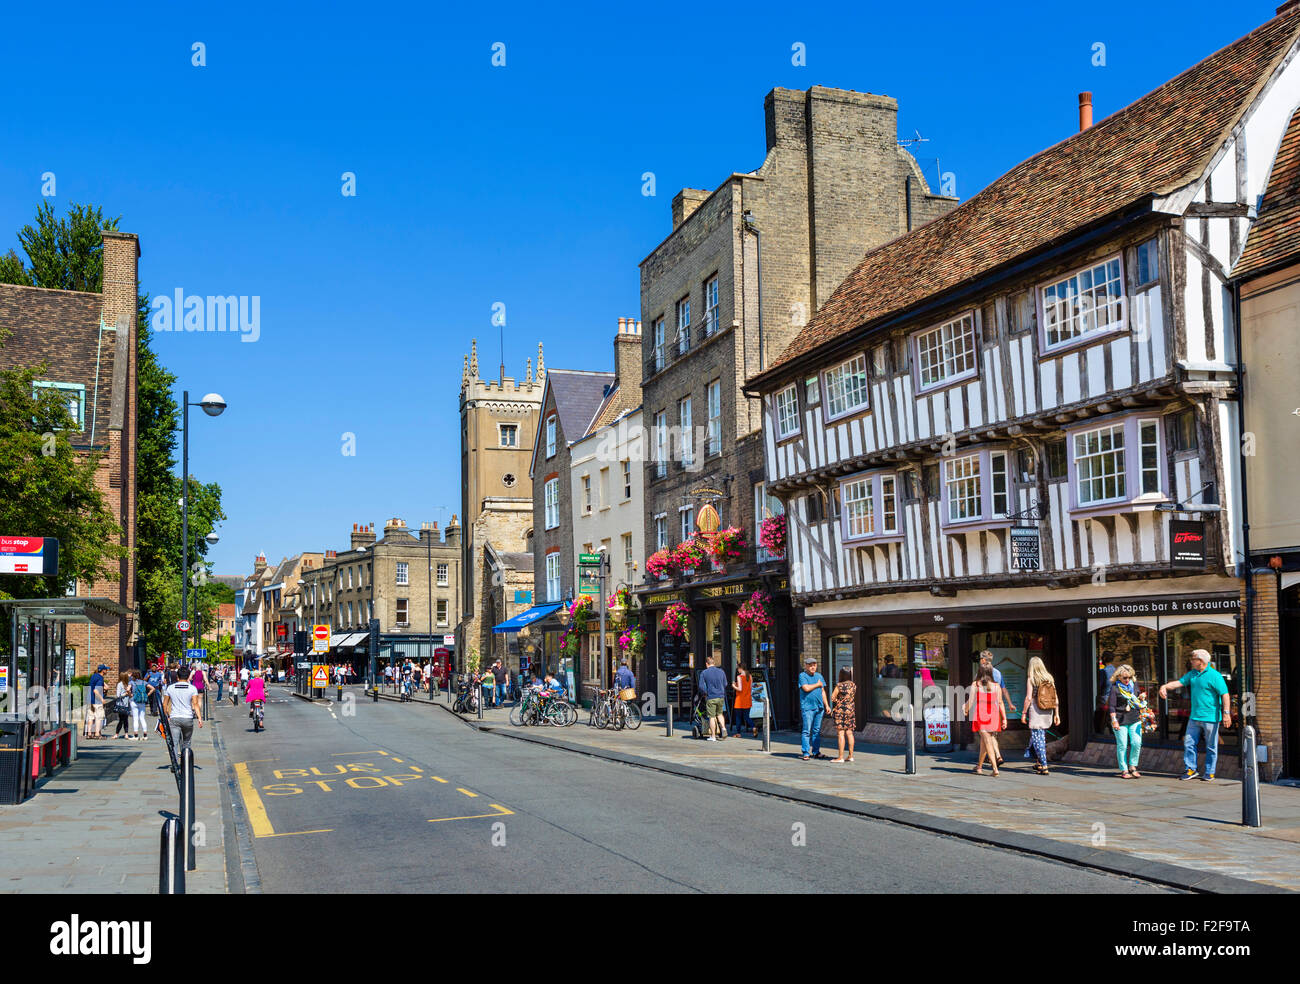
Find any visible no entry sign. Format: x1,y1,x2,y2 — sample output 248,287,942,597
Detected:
312,624,330,653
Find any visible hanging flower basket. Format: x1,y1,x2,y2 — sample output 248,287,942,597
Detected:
736,590,774,632
661,602,690,638
702,527,746,572
607,586,632,625
759,515,786,559
673,538,708,575
645,549,677,580
618,625,646,659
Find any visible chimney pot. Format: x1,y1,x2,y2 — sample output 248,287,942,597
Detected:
1078,91,1093,131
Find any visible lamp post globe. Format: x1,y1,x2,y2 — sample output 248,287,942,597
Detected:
205,532,220,545
198,393,227,417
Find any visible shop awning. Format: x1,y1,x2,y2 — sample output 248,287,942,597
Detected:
333,632,370,647
0,596,128,627
493,603,562,633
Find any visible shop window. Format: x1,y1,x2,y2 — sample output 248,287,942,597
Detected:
827,635,854,694
1164,623,1238,742
871,633,908,720
972,630,1044,721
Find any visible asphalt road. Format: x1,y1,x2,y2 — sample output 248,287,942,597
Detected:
211,685,1171,894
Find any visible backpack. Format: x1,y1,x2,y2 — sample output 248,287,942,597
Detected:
1036,680,1058,710
131,680,148,703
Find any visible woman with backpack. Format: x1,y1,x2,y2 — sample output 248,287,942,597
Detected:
129,670,151,741
1020,656,1060,775
112,672,132,738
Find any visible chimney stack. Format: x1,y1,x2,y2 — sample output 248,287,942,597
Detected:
672,189,711,229
613,317,643,408
1078,92,1093,131
350,523,376,551
420,521,440,543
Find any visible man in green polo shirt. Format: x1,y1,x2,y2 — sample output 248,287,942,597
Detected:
1159,648,1231,782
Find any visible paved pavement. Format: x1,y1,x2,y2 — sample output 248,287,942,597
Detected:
0,703,229,894
224,685,1168,893
415,692,1300,892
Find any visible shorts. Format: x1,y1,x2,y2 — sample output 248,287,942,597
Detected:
705,698,726,718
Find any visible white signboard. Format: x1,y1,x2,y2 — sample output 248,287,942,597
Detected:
924,706,951,748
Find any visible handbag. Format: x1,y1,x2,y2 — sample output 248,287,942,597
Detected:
113,694,131,715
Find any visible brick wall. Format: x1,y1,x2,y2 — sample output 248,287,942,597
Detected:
1243,571,1284,780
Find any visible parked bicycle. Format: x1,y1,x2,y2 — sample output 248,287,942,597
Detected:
510,687,576,727
588,687,643,731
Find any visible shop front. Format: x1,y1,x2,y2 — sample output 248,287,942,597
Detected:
638,575,796,729
808,579,1240,755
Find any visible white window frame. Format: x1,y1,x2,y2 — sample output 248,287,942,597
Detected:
498,422,518,447
436,563,448,586
839,470,903,543
545,552,561,602
1038,254,1126,351
652,318,665,372
582,474,592,514
395,562,408,586
623,533,633,567
654,412,668,478
754,482,785,563
436,599,448,627
395,598,408,625
704,276,719,336
822,354,869,421
676,297,691,355
654,515,668,552
544,478,560,529
679,396,693,468
1073,423,1127,506
775,383,800,438
1066,415,1166,512
912,312,978,392
545,415,557,458
938,450,1012,529
679,506,693,543
706,380,721,455
622,459,632,500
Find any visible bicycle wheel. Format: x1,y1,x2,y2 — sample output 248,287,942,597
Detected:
562,702,578,726
593,703,611,729
509,703,524,727
623,701,643,730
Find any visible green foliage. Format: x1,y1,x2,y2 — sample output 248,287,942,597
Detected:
0,249,30,286
15,202,119,292
0,341,126,600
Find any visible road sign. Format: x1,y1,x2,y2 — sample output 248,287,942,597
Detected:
0,536,59,576
311,664,328,688
176,619,191,632
312,624,330,653
185,648,207,662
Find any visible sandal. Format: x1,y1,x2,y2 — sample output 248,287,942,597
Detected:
1130,770,1141,778
829,758,844,763
801,755,810,761
1119,772,1133,779
972,766,985,775
846,757,855,763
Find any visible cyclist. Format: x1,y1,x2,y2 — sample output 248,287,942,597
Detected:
246,671,267,729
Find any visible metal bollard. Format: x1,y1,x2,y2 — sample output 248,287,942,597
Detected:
666,703,673,737
337,685,342,702
477,688,484,720
158,816,186,894
762,698,771,753
180,747,196,871
1242,725,1261,828
905,703,917,774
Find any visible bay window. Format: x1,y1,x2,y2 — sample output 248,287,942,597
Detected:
913,312,977,391
839,471,902,542
1039,255,1125,350
939,450,1011,529
1067,415,1166,512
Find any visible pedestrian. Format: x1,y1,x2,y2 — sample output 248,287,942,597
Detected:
192,664,206,696
215,666,225,702
112,672,131,738
731,662,756,737
964,665,1006,776
1159,648,1231,782
797,656,831,760
1107,663,1144,779
480,665,495,708
130,670,151,741
697,655,729,742
162,665,203,761
977,651,1015,767
1020,656,1060,775
166,663,178,685
383,663,393,691
87,663,107,739
493,660,506,706
615,660,636,698
829,667,857,763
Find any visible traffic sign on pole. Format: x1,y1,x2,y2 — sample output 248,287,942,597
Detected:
312,624,330,654
311,664,329,688
176,619,191,633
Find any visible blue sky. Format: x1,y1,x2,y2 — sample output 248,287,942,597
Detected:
0,0,1278,577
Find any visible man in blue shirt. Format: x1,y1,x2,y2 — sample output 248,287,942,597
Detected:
798,656,831,760
87,664,107,739
615,661,636,693
1160,648,1231,782
697,656,729,741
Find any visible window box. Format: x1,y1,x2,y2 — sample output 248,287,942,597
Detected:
839,471,903,543
938,449,1012,531
1065,415,1168,516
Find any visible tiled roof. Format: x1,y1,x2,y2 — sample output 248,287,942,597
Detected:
585,384,640,435
760,9,1300,381
1235,104,1300,280
547,370,615,443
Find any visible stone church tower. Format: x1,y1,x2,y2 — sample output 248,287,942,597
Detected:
456,339,546,670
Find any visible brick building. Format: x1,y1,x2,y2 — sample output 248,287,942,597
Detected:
0,230,140,681
637,86,954,724
299,517,462,676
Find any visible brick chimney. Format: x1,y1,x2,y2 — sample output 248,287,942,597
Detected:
672,189,711,229
254,553,267,574
1078,92,1093,131
419,520,440,544
383,517,408,539
350,523,376,550
613,317,642,402
444,514,461,549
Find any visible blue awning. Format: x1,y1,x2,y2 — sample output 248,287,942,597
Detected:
492,603,563,633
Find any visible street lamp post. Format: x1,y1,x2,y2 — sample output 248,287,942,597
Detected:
180,390,226,656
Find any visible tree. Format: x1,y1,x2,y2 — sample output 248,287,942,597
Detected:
0,203,226,654
0,329,126,600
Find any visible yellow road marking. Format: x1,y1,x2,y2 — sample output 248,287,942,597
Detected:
331,750,385,756
234,762,275,837
456,788,478,798
411,766,423,773
391,757,403,763
431,776,447,783
428,804,513,823
261,829,333,837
